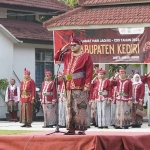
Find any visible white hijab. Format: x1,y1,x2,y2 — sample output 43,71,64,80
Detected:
132,74,142,85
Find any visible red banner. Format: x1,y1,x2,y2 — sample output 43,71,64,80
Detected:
54,28,150,63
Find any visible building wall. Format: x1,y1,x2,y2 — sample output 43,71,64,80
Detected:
13,44,35,84
0,31,14,118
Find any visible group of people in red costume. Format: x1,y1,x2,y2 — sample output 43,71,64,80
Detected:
4,34,150,134
90,67,149,129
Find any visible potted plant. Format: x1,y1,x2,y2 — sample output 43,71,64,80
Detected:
0,79,9,120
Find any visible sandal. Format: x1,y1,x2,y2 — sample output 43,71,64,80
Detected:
64,131,75,135
78,131,86,135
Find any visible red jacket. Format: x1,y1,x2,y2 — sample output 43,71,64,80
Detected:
110,79,132,101
54,51,93,90
20,79,35,103
40,81,56,103
132,83,145,103
92,78,112,101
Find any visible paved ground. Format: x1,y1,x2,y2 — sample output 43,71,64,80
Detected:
0,121,150,133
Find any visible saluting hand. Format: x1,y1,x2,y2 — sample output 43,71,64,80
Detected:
139,101,143,106
107,100,111,105
52,101,55,105
60,43,70,52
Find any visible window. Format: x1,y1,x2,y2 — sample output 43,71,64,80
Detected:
35,49,54,88
7,10,35,21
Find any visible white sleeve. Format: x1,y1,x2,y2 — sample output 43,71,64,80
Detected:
5,87,8,102
17,86,20,102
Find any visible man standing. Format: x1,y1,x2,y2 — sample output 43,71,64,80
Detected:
40,70,57,128
92,68,111,129
54,34,93,135
110,68,132,129
5,78,20,121
20,68,35,127
142,71,150,126
58,72,66,128
110,72,119,127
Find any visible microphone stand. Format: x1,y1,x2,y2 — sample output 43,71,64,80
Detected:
46,51,66,135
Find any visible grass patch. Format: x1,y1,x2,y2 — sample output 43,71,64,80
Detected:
0,130,39,135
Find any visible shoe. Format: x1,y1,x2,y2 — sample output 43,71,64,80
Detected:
123,127,129,129
42,126,49,128
78,131,86,135
64,131,75,135
59,125,66,128
115,126,122,129
103,126,108,129
26,124,32,128
98,127,103,129
9,119,13,122
13,119,18,122
21,124,26,127
48,125,53,128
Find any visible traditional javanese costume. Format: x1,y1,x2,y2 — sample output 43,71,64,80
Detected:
131,74,145,127
110,68,132,128
92,68,112,128
110,72,119,126
40,70,57,127
142,74,150,126
5,78,20,121
58,72,66,127
20,68,35,126
89,70,99,127
54,35,93,131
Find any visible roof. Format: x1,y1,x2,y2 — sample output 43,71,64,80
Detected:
44,3,150,30
0,24,22,43
78,0,150,6
0,0,70,12
0,18,53,43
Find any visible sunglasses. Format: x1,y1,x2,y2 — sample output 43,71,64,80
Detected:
70,44,77,47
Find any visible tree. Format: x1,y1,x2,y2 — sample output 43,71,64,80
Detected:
109,64,147,78
109,64,129,78
58,0,78,7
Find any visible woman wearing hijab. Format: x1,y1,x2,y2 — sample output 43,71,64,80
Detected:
131,74,145,128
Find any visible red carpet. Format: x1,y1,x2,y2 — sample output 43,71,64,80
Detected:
0,131,150,150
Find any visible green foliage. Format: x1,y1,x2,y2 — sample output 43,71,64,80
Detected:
58,0,78,7
109,64,129,78
0,79,8,101
131,64,147,73
109,64,147,78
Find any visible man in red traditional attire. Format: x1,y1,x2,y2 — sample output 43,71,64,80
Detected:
110,72,119,127
54,34,93,135
110,68,132,129
142,41,150,63
90,70,99,127
20,68,36,127
92,68,111,128
142,71,150,126
40,70,57,128
5,78,20,121
58,72,66,128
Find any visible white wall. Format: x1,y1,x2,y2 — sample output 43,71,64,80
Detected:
13,44,35,85
0,31,14,118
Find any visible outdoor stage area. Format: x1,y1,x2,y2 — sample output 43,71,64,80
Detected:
0,121,150,150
